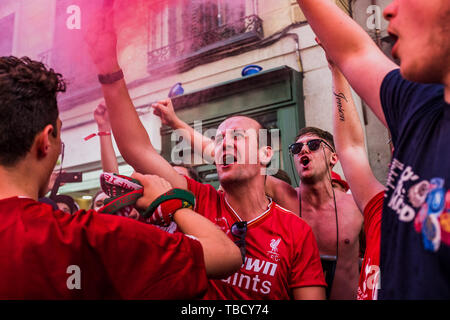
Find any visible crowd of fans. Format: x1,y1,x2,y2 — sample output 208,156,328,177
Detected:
0,0,448,300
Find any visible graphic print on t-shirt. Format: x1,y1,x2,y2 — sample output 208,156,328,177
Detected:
385,158,449,252
267,238,282,262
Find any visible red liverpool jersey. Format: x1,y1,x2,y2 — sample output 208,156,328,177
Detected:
186,178,326,300
0,197,207,299
357,191,383,300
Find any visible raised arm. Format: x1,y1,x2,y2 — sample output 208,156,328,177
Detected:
85,8,187,189
133,173,243,278
94,102,119,173
330,63,384,212
296,0,398,126
152,99,215,163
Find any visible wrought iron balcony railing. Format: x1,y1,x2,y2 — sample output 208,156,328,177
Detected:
147,0,263,75
148,14,262,66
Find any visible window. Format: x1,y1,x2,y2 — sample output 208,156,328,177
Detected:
0,14,15,56
148,0,262,73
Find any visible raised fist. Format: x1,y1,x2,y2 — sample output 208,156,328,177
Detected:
83,2,120,74
152,99,180,128
94,102,111,131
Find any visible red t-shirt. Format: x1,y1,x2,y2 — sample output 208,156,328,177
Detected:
357,191,383,300
186,178,326,300
0,197,207,299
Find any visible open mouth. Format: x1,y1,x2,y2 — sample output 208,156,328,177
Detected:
223,154,237,166
387,31,399,58
300,156,310,166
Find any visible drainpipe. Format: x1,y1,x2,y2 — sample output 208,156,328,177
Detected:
285,32,303,72
371,0,381,47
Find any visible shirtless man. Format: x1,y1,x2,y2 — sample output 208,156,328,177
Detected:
278,127,363,300
152,99,363,299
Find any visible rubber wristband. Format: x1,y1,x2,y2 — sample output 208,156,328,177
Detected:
84,131,112,141
98,69,124,84
84,133,97,141
141,188,195,219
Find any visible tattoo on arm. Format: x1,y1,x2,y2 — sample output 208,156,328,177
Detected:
334,92,347,122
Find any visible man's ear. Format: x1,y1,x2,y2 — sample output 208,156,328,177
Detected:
330,152,338,168
36,124,55,158
259,145,274,167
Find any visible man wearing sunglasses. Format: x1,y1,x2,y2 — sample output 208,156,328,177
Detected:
265,127,363,300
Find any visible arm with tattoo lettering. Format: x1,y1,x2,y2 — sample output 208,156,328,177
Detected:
331,64,384,212
296,0,397,127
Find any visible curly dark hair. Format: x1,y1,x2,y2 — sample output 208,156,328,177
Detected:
295,126,335,151
0,56,66,166
52,194,76,214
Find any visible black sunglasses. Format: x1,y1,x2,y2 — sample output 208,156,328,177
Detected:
231,221,247,261
289,139,335,155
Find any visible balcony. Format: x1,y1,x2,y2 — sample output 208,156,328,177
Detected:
147,0,263,76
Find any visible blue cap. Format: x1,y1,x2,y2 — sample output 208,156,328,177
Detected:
241,65,263,77
168,83,184,98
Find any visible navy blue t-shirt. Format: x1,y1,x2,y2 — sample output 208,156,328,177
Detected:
379,69,450,299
